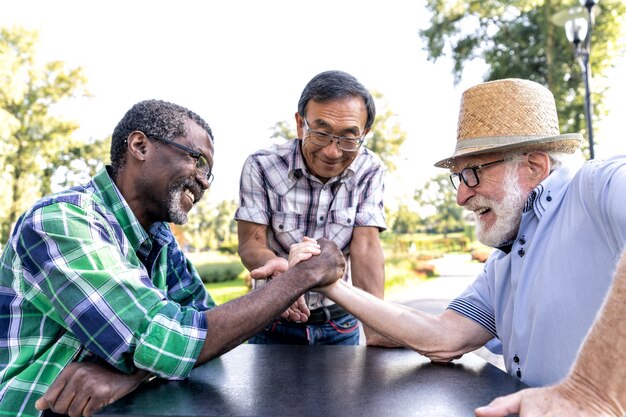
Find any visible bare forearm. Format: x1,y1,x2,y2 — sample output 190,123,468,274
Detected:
197,239,346,364
565,250,626,414
197,271,313,363
324,281,490,359
349,228,384,298
237,221,277,271
239,242,277,272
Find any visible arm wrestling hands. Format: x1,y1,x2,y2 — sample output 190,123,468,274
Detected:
248,254,313,323
36,239,345,417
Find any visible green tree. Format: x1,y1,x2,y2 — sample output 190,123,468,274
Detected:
365,92,407,172
390,203,423,234
269,120,296,143
0,26,90,241
183,199,238,252
414,173,465,237
419,0,626,156
47,136,111,191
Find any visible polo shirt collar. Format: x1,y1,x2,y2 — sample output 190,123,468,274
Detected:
525,163,577,220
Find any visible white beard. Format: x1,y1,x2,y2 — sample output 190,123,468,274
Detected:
167,181,189,225
472,168,529,247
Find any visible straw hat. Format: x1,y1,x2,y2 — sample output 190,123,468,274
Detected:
434,78,582,168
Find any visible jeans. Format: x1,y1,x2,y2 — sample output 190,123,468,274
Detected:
248,313,360,345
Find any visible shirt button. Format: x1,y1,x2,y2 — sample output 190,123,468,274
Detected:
519,238,526,245
513,355,519,363
319,216,324,221
347,219,351,224
517,249,525,257
516,369,522,378
278,225,284,230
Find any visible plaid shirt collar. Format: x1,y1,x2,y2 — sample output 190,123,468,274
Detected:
96,167,172,256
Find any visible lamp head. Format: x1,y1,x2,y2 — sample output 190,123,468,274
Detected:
565,17,588,45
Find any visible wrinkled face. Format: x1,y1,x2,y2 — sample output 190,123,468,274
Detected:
141,120,214,225
453,153,532,247
296,96,368,183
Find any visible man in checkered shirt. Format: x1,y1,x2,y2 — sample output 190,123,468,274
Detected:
236,71,395,346
0,99,345,417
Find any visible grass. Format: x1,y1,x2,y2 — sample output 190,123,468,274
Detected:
205,278,249,305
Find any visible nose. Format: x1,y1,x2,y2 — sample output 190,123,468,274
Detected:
321,139,344,157
195,172,210,190
455,181,475,206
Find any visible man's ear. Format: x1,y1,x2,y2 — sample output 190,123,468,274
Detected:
295,112,304,139
526,151,551,183
127,131,150,161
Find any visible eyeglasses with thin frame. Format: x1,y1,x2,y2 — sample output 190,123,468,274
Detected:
449,159,506,190
301,116,365,152
144,132,214,185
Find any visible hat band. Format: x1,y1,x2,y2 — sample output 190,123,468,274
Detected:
455,133,582,154
455,134,577,152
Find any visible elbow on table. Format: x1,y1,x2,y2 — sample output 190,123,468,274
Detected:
402,316,476,363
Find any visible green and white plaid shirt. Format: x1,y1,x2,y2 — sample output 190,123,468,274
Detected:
0,167,214,417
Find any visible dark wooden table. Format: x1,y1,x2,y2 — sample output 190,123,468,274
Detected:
97,344,525,417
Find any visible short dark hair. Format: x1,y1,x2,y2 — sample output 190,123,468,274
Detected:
110,99,213,178
297,70,376,130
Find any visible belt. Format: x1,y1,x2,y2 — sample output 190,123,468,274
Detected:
306,304,349,324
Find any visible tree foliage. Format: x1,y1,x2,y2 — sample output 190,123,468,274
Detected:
419,0,626,156
0,26,95,242
365,92,407,172
183,198,238,252
414,174,465,237
389,203,423,234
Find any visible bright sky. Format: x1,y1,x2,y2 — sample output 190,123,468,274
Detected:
2,0,623,206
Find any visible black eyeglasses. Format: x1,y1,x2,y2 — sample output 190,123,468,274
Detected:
145,132,214,185
301,116,364,152
449,159,506,190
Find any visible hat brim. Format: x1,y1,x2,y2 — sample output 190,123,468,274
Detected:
434,133,583,169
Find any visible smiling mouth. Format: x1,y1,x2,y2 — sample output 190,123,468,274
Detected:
474,207,492,217
184,189,196,204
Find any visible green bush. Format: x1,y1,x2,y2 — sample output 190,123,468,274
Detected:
195,261,247,284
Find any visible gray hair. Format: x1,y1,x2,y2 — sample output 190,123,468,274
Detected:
297,70,376,130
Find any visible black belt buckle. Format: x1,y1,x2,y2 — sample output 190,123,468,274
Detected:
307,304,347,324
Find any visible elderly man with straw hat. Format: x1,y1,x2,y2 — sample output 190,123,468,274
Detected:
289,78,626,416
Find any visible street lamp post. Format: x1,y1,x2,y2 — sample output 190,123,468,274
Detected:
552,0,599,159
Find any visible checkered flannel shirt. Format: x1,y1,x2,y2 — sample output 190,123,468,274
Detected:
0,167,213,417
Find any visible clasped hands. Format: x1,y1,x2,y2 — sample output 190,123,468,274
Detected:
249,237,338,323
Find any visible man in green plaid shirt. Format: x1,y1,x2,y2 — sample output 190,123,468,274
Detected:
0,100,346,417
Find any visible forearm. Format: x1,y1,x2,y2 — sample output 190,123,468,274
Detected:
324,281,490,360
349,228,384,298
239,242,278,272
196,266,314,363
237,221,278,271
563,250,626,415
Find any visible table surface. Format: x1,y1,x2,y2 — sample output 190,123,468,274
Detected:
97,344,526,417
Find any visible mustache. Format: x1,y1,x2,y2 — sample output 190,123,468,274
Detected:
464,195,495,212
174,178,205,203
